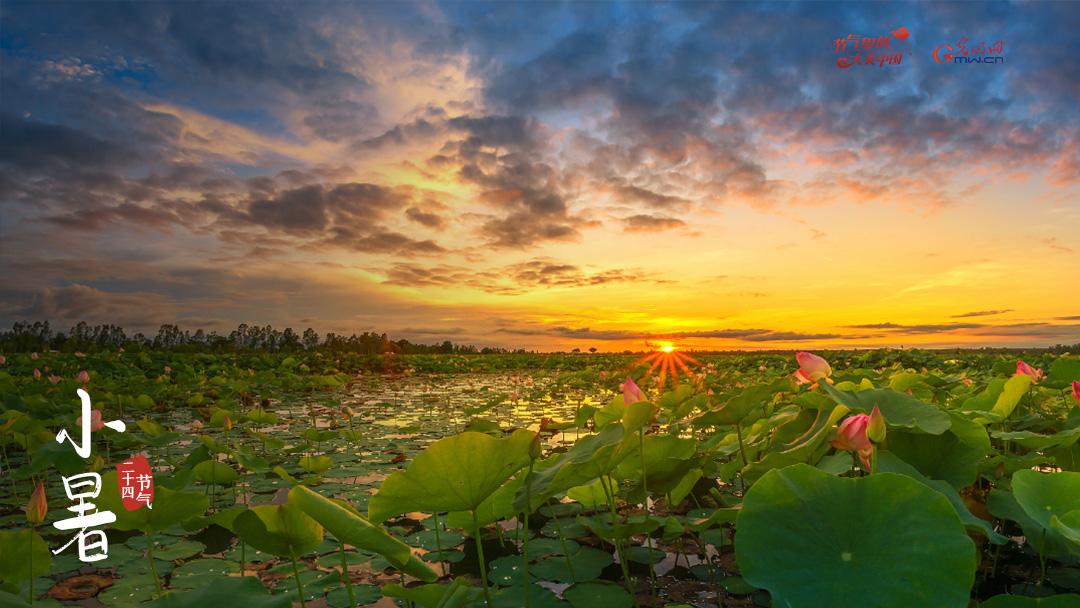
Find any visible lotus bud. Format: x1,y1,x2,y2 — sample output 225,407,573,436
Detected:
223,415,233,431
1072,381,1080,405
27,481,47,525
1015,360,1044,383
77,370,90,384
33,368,41,380
795,352,832,382
78,409,105,432
30,352,39,360
866,405,886,443
621,377,645,405
831,413,872,454
0,355,5,365
529,433,542,460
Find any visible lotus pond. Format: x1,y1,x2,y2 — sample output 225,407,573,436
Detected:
2,349,1080,608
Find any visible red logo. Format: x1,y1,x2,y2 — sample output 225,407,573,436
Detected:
117,454,154,510
834,26,911,69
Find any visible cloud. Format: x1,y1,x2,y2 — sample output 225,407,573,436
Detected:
952,309,1013,318
622,214,687,233
381,258,663,295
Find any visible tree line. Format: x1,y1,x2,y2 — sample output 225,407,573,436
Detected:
0,321,516,355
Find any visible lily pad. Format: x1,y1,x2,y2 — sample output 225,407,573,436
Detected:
736,464,976,608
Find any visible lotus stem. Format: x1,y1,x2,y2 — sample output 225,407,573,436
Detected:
546,498,576,583
432,511,444,572
639,428,658,604
522,460,534,608
28,523,34,605
146,532,162,594
734,423,749,467
291,554,306,608
472,510,493,607
600,475,634,595
339,541,356,607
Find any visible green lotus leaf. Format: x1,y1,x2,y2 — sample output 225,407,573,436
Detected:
289,485,437,581
979,594,1080,608
234,499,324,558
991,374,1032,420
736,464,976,608
96,471,209,533
514,424,633,513
1013,469,1080,555
818,382,950,434
144,576,289,608
381,577,482,608
875,450,1006,544
563,581,633,608
298,455,334,474
369,429,535,522
0,529,50,585
193,460,239,486
886,413,990,489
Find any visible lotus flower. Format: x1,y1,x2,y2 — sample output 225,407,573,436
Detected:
831,413,873,468
26,481,47,525
48,374,61,384
1015,360,1043,382
30,352,39,360
164,366,172,375
794,351,832,383
77,370,90,384
33,368,41,380
621,377,645,405
0,355,5,365
78,409,105,432
1072,381,1080,405
191,419,204,431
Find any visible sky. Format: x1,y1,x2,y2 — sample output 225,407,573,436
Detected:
1,1,1078,351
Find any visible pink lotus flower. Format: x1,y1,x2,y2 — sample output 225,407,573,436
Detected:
26,481,47,525
621,377,645,405
77,409,105,432
30,352,39,360
794,351,832,384
33,368,41,380
48,375,62,384
191,420,204,431
74,352,86,358
962,378,974,386
1015,360,1043,382
77,370,90,384
0,355,5,365
1072,381,1080,405
831,413,873,468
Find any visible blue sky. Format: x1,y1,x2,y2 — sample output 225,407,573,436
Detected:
1,1,1077,349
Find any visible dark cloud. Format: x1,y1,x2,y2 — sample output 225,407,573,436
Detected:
381,258,662,295
845,322,986,333
622,214,686,233
952,309,1013,318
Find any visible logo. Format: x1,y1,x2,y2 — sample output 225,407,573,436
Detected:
834,26,911,69
933,37,1005,65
